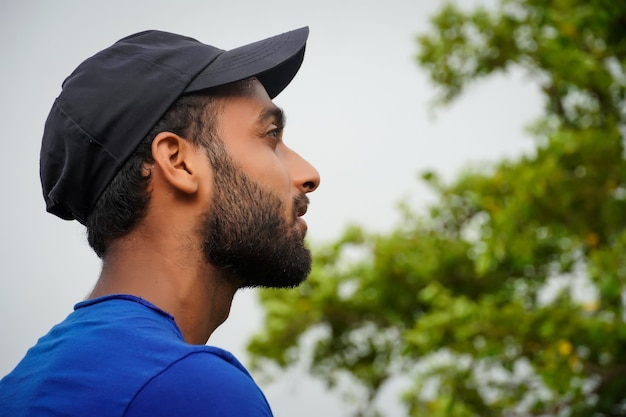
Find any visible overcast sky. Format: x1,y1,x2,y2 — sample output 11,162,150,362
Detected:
0,0,543,414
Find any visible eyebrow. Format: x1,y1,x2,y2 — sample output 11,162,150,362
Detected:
258,105,286,128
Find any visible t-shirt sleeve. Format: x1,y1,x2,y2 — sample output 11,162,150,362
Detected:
123,351,274,417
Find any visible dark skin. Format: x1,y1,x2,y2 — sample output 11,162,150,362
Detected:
89,79,320,345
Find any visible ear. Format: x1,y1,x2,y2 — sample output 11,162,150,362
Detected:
151,132,200,194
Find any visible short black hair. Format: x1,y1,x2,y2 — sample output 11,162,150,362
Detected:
85,79,261,258
85,93,218,258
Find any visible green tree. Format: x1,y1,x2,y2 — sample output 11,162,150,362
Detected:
248,1,626,415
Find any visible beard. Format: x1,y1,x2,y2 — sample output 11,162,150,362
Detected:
198,145,312,289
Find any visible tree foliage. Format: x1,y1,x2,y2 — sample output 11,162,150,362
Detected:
248,1,626,415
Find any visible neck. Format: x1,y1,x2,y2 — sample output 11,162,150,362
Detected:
89,233,238,345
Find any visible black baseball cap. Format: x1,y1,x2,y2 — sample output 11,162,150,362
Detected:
40,27,309,224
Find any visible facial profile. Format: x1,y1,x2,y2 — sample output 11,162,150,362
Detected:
199,151,313,288
195,79,318,288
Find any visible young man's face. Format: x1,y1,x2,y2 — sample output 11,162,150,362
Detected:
198,78,320,288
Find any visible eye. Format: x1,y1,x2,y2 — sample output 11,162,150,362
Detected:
266,126,283,141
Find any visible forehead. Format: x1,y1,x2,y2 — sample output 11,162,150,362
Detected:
215,79,282,124
211,77,259,97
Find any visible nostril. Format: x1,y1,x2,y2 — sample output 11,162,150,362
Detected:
303,181,316,191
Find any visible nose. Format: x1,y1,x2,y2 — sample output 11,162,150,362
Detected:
285,148,320,193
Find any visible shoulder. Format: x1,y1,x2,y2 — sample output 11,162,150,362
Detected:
124,348,273,417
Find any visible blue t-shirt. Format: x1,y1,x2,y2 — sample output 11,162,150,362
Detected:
0,295,273,416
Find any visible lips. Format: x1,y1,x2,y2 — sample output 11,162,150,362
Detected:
293,194,310,233
294,194,310,218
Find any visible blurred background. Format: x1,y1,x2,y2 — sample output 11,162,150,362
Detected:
0,0,547,415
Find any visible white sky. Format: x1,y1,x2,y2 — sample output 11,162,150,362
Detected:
0,0,542,414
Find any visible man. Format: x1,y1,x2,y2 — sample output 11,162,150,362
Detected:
0,28,320,416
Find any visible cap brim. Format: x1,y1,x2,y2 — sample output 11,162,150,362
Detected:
184,27,308,99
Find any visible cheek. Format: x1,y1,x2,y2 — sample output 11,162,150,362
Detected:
254,159,292,194
247,154,294,217
238,146,292,193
